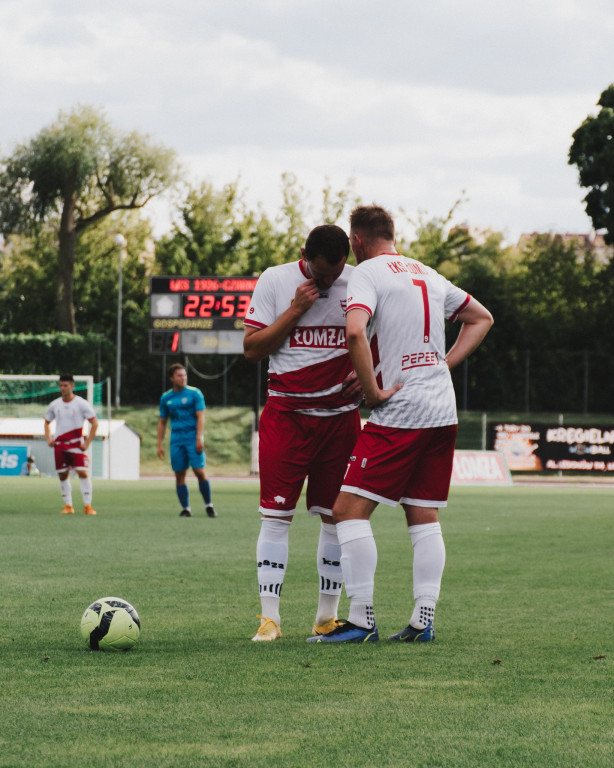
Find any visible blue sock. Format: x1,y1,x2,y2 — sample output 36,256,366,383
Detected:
198,480,212,506
176,484,190,509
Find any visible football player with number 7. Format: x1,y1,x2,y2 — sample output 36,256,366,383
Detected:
308,205,493,644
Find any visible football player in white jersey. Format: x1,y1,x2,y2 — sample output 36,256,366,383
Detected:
44,374,98,515
244,224,363,641
308,205,493,644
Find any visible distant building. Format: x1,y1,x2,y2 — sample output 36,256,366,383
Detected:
517,232,613,264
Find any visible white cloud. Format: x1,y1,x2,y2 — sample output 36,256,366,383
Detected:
1,0,612,242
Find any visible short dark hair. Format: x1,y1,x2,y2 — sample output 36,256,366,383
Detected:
168,363,186,379
350,205,395,241
304,224,350,265
59,373,74,383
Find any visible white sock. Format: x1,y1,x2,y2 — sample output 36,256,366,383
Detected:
79,476,93,506
256,518,291,626
337,519,377,629
59,478,72,506
409,522,445,629
315,521,343,626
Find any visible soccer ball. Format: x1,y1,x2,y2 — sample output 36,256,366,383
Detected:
80,597,141,651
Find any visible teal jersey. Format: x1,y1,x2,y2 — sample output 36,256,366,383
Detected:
159,385,206,443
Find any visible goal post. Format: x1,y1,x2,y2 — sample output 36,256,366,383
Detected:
0,375,104,479
0,374,96,415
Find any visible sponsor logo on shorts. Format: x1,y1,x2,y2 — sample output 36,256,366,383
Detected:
274,495,286,504
401,351,440,370
290,326,347,349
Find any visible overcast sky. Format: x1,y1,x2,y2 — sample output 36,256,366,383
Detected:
2,0,613,243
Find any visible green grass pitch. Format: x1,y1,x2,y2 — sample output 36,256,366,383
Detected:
0,477,612,767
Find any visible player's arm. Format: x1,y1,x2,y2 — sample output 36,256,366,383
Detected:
81,417,98,451
345,308,402,409
445,298,494,370
44,419,55,447
243,279,320,362
195,409,205,454
157,417,168,460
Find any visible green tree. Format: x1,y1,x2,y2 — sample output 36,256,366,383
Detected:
0,105,179,332
495,234,607,411
155,180,254,276
569,84,614,244
0,226,58,333
320,176,359,226
155,174,359,279
399,198,480,278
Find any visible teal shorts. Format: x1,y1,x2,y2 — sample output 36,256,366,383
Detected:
170,441,205,472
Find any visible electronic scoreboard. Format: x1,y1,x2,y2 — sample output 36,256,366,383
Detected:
149,276,258,355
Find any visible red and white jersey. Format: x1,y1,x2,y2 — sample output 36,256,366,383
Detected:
44,395,96,449
245,260,359,416
346,252,470,429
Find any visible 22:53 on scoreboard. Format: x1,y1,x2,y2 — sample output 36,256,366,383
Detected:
149,276,258,355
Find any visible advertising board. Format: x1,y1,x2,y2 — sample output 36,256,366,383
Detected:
489,422,614,472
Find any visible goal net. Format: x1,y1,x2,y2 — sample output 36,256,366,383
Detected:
0,375,104,417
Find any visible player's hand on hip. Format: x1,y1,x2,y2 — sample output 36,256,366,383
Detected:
365,383,403,409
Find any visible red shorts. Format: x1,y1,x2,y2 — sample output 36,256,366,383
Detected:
341,422,457,508
258,402,361,517
54,443,89,474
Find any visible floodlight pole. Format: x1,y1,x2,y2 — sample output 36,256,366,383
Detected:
114,234,127,410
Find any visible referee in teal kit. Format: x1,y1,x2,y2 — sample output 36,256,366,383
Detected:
157,363,217,518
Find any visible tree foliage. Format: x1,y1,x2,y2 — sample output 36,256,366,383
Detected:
155,173,359,278
0,105,179,331
2,150,614,411
569,84,614,244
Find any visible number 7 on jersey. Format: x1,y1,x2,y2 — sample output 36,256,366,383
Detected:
412,279,430,343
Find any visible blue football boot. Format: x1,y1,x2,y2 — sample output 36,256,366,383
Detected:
306,620,379,643
388,620,435,642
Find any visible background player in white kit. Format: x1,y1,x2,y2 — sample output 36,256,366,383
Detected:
44,373,98,515
244,224,362,641
309,205,493,644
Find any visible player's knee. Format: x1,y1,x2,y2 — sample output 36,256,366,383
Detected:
332,494,352,524
333,492,375,523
